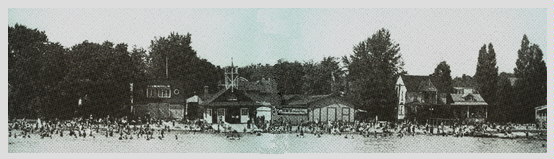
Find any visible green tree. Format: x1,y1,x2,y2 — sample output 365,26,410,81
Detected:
474,43,498,121
343,28,404,121
513,35,546,123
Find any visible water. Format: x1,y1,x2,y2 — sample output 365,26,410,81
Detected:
8,133,546,153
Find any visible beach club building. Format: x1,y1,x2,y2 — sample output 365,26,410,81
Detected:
193,64,357,125
197,65,280,124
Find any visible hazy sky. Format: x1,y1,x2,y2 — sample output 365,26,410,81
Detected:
8,8,546,77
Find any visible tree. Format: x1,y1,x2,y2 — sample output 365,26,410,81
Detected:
495,72,516,123
238,63,274,81
452,74,477,88
474,43,499,121
149,32,222,95
60,41,154,117
513,35,546,123
273,59,304,94
430,61,454,93
129,47,150,81
37,42,70,118
8,24,49,118
343,28,404,121
302,57,345,95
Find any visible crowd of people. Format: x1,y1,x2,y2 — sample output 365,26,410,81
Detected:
8,115,546,142
263,118,546,140
8,115,194,141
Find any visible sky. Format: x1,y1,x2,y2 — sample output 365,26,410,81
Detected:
8,8,547,77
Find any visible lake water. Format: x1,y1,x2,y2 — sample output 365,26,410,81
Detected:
8,133,546,153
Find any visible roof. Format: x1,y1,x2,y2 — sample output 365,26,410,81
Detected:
244,91,282,106
199,88,227,105
535,105,547,111
401,75,437,92
200,86,282,107
429,76,452,93
450,93,488,106
286,94,333,106
238,77,278,93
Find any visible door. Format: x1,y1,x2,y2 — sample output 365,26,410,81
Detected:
240,108,249,123
328,107,336,122
187,102,199,120
226,108,241,124
205,108,213,123
217,108,225,123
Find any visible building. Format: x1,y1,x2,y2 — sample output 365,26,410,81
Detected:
131,79,186,120
395,75,448,122
449,87,488,122
198,65,280,124
535,105,546,128
196,64,357,125
276,94,356,124
395,75,488,123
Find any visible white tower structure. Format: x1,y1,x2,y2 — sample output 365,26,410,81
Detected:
224,58,239,92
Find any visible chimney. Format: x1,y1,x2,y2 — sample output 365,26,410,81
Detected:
203,86,209,98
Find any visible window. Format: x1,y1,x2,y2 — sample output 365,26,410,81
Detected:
241,108,249,116
217,108,225,116
146,85,171,98
206,109,212,115
399,105,404,115
342,108,350,115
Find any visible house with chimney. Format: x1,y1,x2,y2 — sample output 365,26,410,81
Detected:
395,75,488,123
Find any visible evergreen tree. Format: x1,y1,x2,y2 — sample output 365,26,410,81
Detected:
513,35,546,123
474,43,498,121
495,73,515,123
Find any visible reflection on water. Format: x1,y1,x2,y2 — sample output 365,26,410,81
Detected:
8,133,546,153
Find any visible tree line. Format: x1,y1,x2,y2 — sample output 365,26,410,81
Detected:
9,24,223,119
9,24,546,123
429,35,546,123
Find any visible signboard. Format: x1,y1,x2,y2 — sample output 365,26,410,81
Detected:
278,108,308,115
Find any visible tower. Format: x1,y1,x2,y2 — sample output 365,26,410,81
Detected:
224,58,239,92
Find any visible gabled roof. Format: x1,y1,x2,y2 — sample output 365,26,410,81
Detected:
243,91,282,106
199,88,227,105
450,93,488,105
429,76,452,93
401,75,437,92
286,94,333,106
